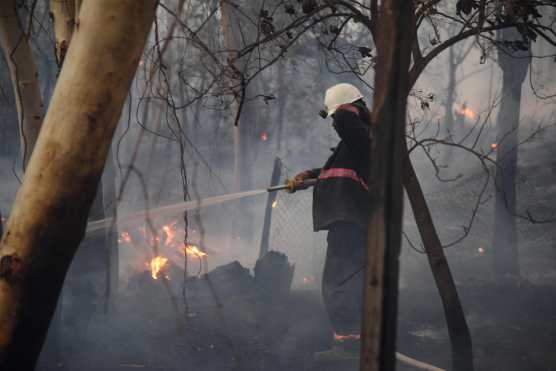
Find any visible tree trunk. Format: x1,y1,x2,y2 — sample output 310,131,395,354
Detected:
403,155,474,371
0,1,156,369
274,61,287,154
442,46,457,165
399,20,475,371
360,1,413,370
102,147,119,311
492,28,530,276
220,0,261,240
219,0,241,194
49,0,76,68
0,0,45,170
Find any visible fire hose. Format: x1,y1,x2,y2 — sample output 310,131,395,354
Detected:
396,352,446,371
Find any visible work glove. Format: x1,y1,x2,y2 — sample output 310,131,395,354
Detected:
293,170,315,191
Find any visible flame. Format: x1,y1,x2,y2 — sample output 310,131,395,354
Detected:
120,221,210,276
490,143,498,150
162,223,176,247
456,105,476,120
119,231,132,244
184,244,207,257
149,256,168,280
334,333,360,342
260,132,268,141
478,247,485,256
272,200,278,208
302,276,314,285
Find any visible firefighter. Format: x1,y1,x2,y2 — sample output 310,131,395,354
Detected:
294,82,371,360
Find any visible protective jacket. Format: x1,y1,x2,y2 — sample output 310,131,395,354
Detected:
309,102,371,231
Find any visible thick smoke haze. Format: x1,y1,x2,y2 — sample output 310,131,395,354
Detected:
0,1,555,370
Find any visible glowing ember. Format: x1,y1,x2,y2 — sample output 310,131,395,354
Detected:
260,132,268,141
490,143,498,150
162,223,176,246
456,105,476,120
302,276,314,285
119,231,132,244
272,200,278,208
150,256,168,280
478,247,485,256
185,245,208,257
334,333,360,342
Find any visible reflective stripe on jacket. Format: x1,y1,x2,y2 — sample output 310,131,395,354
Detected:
318,168,369,191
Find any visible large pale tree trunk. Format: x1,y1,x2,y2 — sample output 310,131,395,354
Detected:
0,1,156,369
0,0,45,170
360,1,413,370
492,28,530,276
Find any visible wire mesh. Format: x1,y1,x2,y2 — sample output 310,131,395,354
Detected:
267,163,326,288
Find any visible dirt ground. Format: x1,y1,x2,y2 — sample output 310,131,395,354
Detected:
35,259,556,371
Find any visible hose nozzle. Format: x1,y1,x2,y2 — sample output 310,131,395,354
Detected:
267,178,317,193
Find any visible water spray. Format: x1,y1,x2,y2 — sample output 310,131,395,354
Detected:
86,179,317,234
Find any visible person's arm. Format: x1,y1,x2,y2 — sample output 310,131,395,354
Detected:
333,104,371,154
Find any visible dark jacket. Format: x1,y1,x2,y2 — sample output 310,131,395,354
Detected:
310,102,371,231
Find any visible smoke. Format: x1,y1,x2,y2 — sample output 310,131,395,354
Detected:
0,2,555,370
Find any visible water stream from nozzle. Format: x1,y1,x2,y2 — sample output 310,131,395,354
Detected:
86,189,269,234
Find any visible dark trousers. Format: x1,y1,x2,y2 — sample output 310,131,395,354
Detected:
322,222,365,336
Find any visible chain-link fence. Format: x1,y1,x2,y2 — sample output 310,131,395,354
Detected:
265,160,326,289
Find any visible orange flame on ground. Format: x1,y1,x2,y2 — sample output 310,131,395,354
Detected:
334,333,360,342
272,200,278,209
162,223,177,247
184,245,208,257
456,106,476,120
478,247,485,256
120,222,209,276
302,276,314,285
490,143,498,150
260,132,268,141
150,256,168,280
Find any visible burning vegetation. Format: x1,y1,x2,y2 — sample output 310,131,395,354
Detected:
118,221,208,282
455,104,477,120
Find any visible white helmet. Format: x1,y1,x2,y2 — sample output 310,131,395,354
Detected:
323,83,364,118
